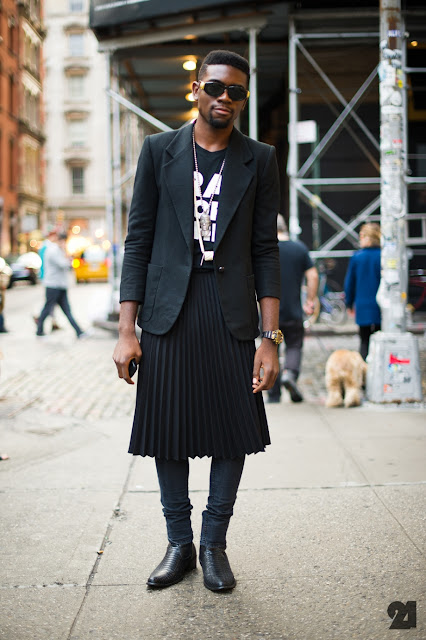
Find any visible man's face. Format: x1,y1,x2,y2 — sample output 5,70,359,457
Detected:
192,64,248,130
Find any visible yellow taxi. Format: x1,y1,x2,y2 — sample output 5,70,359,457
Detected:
72,245,109,283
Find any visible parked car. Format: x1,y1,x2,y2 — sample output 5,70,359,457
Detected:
7,252,41,288
0,257,13,290
72,245,109,283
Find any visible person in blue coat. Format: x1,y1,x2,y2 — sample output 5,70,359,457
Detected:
344,223,381,360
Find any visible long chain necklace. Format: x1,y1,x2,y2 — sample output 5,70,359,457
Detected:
192,124,226,241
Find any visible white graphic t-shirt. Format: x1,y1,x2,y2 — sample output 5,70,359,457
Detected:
193,144,226,268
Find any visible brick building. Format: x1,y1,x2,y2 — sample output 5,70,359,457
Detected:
0,0,19,256
0,0,45,258
17,0,45,253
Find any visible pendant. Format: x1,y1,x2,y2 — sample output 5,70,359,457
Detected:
199,211,211,239
196,199,211,239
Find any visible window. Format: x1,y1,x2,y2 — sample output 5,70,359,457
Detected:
70,0,84,11
8,17,16,54
9,138,15,188
69,120,87,147
68,75,85,99
8,74,14,113
69,33,84,57
71,166,84,194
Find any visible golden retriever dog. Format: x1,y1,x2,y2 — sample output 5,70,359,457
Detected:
325,349,367,408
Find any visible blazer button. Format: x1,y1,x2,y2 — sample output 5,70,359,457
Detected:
218,266,225,273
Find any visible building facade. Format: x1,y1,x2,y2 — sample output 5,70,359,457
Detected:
17,0,46,253
0,0,20,256
44,0,107,250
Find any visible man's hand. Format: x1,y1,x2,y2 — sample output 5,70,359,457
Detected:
113,333,142,385
303,298,316,316
113,300,141,385
252,339,279,394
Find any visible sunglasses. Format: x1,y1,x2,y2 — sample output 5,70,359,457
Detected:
199,81,250,102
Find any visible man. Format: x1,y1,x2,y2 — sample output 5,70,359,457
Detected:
113,50,282,592
268,215,319,403
36,232,84,338
34,229,61,331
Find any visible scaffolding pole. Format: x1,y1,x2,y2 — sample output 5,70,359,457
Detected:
288,17,300,239
248,27,258,141
104,54,118,318
366,0,422,403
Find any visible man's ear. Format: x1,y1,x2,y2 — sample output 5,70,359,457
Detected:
241,98,248,111
192,81,200,101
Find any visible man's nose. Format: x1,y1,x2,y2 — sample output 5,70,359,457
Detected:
218,88,232,101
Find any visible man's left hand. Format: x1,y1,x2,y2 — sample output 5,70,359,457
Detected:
303,298,316,316
252,339,279,393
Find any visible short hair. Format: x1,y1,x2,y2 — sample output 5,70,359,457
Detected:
359,222,381,247
198,50,250,84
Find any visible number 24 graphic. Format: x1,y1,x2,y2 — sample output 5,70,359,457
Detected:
387,601,416,629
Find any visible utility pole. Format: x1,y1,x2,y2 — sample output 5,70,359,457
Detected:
366,0,422,403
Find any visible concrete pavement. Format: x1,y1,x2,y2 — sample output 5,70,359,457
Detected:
0,282,425,640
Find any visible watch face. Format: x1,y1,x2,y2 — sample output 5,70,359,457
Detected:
274,330,284,344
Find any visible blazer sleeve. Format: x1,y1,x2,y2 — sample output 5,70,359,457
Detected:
120,136,159,303
344,255,356,308
251,145,281,300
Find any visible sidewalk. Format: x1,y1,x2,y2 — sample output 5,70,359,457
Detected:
0,285,425,640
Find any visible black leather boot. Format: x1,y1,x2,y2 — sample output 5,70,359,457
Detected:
147,542,196,588
199,545,236,592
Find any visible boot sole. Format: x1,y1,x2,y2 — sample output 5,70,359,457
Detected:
203,578,236,592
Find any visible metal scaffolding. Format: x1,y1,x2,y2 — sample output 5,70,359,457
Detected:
287,9,426,260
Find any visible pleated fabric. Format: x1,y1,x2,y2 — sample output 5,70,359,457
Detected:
129,269,270,460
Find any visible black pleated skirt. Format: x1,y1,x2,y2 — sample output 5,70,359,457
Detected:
128,269,270,460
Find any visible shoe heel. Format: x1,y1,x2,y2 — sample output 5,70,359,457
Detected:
188,554,197,571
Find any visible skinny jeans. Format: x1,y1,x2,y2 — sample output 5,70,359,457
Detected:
37,287,82,337
155,456,245,549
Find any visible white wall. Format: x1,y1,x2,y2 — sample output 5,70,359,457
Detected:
43,0,106,230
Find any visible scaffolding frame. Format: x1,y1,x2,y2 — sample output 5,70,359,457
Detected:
287,10,426,260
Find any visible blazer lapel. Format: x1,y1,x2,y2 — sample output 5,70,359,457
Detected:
164,124,194,253
215,127,254,249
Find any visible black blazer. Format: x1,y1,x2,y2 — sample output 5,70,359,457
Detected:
120,124,280,341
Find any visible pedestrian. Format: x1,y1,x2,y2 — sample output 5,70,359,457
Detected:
36,232,85,338
0,285,7,334
344,222,381,360
34,229,61,331
113,49,282,592
0,257,9,333
268,215,319,404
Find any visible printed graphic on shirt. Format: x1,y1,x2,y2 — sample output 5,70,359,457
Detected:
193,170,223,243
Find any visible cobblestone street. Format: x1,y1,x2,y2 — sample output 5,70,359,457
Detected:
1,282,424,418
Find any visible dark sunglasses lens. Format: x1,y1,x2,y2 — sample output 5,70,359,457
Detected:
204,82,247,101
204,82,226,97
227,86,247,101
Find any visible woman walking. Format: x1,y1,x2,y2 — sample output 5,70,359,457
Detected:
344,223,381,360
